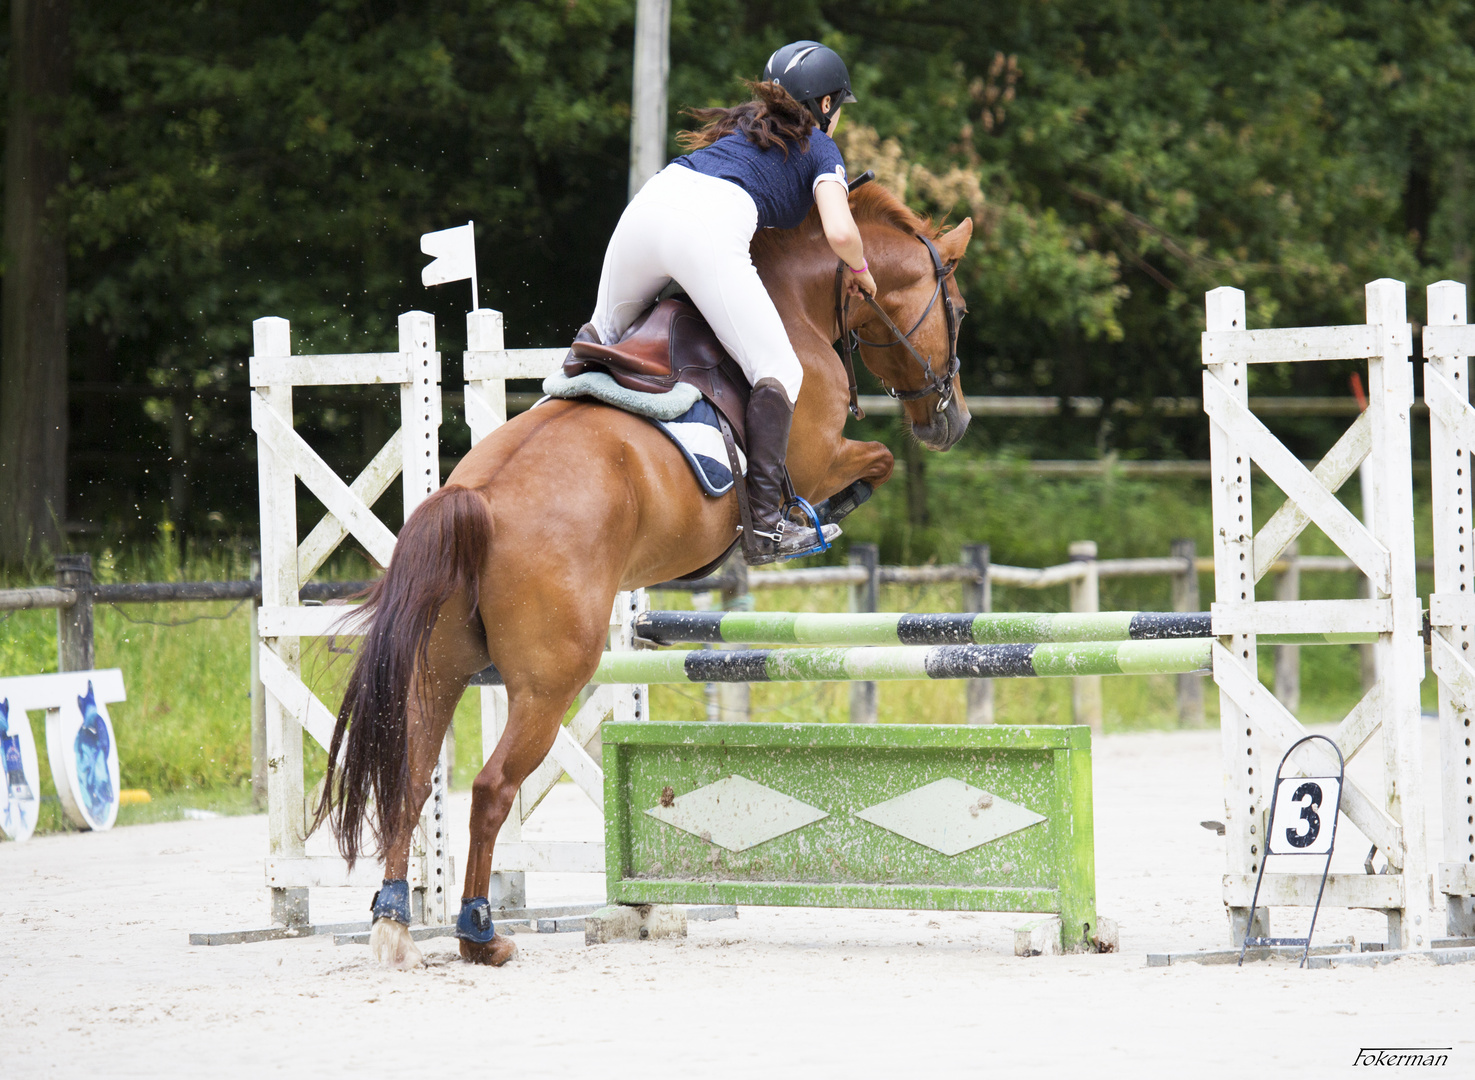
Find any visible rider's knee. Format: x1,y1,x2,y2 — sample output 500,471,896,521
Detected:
766,356,802,404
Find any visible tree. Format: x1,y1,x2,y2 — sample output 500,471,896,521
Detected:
7,0,1475,544
0,0,72,561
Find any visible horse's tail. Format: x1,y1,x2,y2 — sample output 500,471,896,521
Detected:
314,484,492,869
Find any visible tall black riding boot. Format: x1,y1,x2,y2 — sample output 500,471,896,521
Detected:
741,378,841,565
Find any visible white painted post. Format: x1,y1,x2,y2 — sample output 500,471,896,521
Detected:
253,316,309,930
465,309,507,444
1424,279,1475,938
397,311,452,927
249,551,266,810
1365,278,1432,949
1068,541,1103,731
1204,286,1265,944
399,310,440,516
628,0,671,198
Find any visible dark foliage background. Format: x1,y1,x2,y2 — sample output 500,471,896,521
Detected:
4,0,1474,537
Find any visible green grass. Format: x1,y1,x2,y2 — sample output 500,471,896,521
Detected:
0,459,1437,838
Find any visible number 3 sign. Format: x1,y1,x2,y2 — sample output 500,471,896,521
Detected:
1239,733,1346,967
1267,776,1341,856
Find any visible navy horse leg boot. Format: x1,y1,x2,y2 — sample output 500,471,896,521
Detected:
456,897,518,967
741,378,841,566
368,879,423,970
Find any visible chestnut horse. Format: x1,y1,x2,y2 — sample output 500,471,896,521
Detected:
317,184,974,967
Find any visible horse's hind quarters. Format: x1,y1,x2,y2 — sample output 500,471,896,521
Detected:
369,919,425,970
459,935,518,967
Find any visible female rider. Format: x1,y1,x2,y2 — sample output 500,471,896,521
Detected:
586,41,877,564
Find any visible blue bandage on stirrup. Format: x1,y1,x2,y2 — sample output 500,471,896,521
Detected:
455,897,498,944
780,496,831,560
370,878,411,925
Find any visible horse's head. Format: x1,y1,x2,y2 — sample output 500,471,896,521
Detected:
850,213,973,451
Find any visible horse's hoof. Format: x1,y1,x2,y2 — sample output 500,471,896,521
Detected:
369,918,424,970
459,934,518,967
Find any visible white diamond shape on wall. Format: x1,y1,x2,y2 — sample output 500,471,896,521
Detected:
645,774,829,852
855,778,1046,856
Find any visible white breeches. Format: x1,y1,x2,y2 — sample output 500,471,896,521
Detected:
591,164,804,403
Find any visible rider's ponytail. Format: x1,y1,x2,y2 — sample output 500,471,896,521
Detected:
677,81,816,158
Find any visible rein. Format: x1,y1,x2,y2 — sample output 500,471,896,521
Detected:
834,234,962,417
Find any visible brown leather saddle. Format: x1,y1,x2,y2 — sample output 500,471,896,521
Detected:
563,298,752,449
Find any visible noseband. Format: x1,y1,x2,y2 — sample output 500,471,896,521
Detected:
833,234,962,418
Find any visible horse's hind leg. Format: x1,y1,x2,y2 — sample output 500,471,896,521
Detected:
456,590,611,965
365,676,463,970
458,682,588,965
370,598,486,970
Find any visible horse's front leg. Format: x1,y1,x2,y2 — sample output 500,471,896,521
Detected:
798,434,896,508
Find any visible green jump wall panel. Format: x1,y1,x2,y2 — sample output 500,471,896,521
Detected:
603,722,1098,951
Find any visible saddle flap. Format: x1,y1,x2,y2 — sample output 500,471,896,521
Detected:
564,298,752,448
567,300,681,381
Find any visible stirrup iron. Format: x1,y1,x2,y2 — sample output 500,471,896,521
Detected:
775,495,833,561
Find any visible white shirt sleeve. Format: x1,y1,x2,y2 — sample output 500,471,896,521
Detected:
812,162,849,194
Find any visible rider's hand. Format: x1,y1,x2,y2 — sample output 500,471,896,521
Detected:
846,267,877,299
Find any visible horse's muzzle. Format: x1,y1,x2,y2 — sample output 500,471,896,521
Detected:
909,391,970,451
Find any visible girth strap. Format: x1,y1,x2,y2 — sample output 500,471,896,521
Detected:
832,263,865,420
716,411,755,542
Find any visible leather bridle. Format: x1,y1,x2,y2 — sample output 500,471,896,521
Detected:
833,234,962,419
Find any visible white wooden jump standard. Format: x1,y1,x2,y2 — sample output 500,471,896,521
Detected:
1204,280,1432,949
463,309,638,905
1421,280,1475,939
251,311,453,930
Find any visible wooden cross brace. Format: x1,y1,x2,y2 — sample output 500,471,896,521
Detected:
1214,642,1404,867
1252,410,1372,583
251,393,399,571
1203,381,1389,595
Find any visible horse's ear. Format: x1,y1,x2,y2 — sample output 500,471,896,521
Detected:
934,217,973,267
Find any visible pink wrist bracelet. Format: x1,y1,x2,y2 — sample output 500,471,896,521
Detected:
849,259,868,274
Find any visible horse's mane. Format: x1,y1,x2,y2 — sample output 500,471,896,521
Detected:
754,183,939,265
844,183,937,239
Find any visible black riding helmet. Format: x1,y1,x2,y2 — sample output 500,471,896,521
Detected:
762,41,857,135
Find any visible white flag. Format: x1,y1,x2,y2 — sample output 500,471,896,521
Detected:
420,222,476,286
